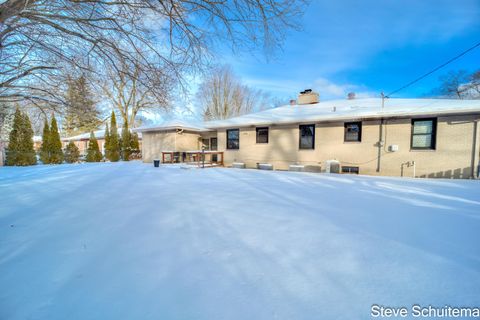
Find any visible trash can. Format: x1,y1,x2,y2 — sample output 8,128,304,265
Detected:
153,159,160,167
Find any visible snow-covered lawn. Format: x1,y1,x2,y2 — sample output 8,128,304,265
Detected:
1,162,479,319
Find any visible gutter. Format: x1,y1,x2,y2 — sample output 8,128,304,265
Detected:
135,126,213,133
204,110,480,130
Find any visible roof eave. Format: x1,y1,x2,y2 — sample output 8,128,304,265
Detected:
204,109,480,129
135,126,213,133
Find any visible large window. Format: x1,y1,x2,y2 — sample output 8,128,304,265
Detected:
226,129,239,149
256,127,269,144
344,122,362,142
411,118,436,150
299,124,315,149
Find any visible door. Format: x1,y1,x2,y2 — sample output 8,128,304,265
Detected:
210,138,218,150
210,138,218,162
202,139,210,150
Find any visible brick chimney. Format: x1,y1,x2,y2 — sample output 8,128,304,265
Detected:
298,89,319,105
289,99,296,106
347,92,356,100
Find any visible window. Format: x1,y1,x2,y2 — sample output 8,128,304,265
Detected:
256,127,269,144
411,118,436,150
299,124,315,149
344,122,362,142
226,129,239,149
342,166,359,174
202,138,210,150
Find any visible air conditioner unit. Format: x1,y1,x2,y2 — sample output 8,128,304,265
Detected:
232,162,246,169
257,163,273,170
325,160,340,174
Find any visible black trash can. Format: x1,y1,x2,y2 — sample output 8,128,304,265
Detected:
153,159,160,167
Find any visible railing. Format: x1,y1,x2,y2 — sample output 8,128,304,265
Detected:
161,151,224,167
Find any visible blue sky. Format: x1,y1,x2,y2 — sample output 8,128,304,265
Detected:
219,0,480,101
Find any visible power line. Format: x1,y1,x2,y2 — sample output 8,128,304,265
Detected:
386,40,480,98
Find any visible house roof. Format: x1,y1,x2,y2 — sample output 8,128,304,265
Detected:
135,119,211,133
63,128,142,141
203,98,480,129
134,98,480,133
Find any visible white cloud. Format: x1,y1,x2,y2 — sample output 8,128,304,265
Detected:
313,78,353,98
312,78,376,100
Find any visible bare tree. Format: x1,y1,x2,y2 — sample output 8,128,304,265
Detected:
0,0,306,106
435,70,480,99
0,102,14,141
437,70,469,99
100,52,171,128
198,65,270,120
468,70,480,97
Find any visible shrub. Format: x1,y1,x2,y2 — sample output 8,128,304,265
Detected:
64,141,80,163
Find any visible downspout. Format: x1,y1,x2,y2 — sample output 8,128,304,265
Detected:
472,119,479,179
376,93,385,173
478,119,480,179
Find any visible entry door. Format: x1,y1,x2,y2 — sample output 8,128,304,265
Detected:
210,138,218,151
210,138,218,162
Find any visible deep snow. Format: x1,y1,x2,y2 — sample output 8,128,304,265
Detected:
0,162,479,319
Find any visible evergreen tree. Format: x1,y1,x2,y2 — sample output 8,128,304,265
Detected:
121,122,132,161
64,141,80,163
39,119,51,164
49,116,64,164
107,111,120,161
5,108,21,166
130,132,141,159
85,132,102,162
104,123,110,160
64,75,101,136
6,109,36,166
19,112,37,166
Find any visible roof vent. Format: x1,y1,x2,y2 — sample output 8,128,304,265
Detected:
298,89,319,105
347,92,356,100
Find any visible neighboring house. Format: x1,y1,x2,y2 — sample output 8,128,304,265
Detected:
33,136,42,152
137,91,480,179
62,129,142,156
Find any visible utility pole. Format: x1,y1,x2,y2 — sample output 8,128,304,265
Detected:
376,93,385,173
